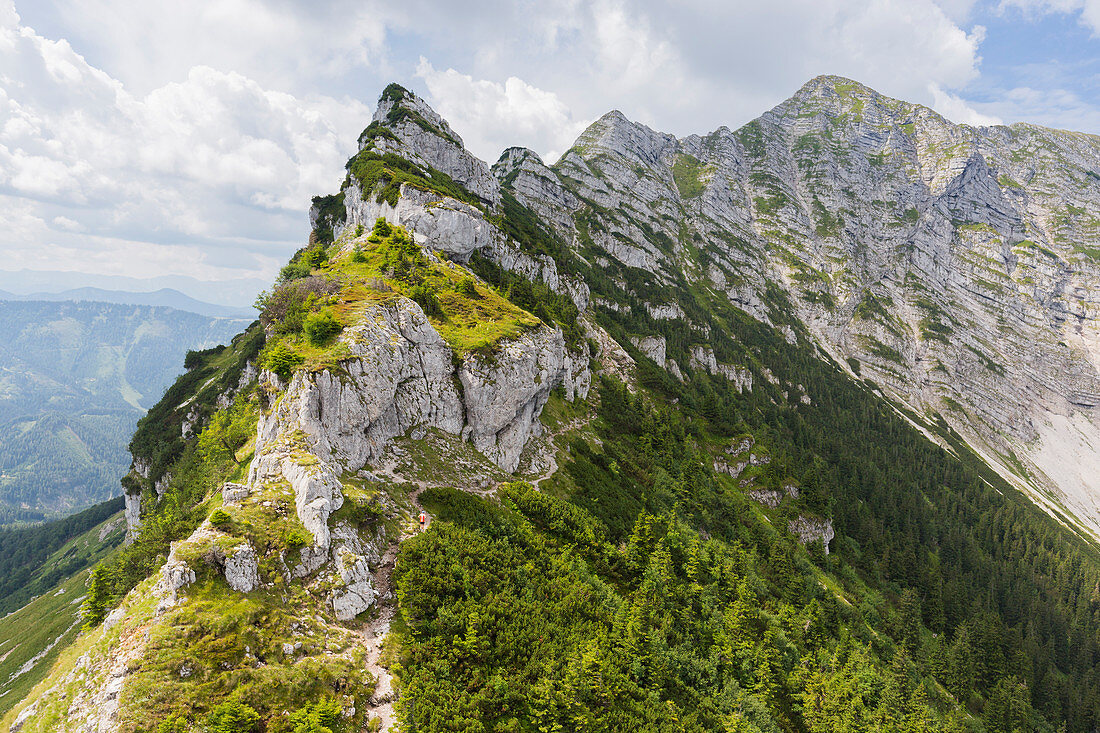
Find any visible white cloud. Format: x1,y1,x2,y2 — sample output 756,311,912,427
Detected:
23,0,390,96
51,215,82,231
931,0,982,22
426,0,990,138
415,59,590,163
930,83,1004,126
591,0,677,90
998,0,1100,33
0,1,372,289
2,0,1098,302
969,84,1100,132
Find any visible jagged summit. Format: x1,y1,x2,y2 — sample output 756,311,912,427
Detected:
566,108,676,166
367,83,465,149
355,83,501,207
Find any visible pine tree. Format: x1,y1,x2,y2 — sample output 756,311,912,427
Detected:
81,563,112,630
727,578,759,660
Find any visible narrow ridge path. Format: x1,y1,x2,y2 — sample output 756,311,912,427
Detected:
357,484,429,732
356,415,588,730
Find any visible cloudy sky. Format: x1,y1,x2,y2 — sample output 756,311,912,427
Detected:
1,0,1098,305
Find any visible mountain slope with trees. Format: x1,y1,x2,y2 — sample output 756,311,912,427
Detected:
0,300,250,523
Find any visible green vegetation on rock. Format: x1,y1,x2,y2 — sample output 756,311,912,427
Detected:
672,153,707,199
346,151,481,208
257,219,542,368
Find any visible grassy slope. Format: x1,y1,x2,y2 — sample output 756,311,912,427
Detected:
267,221,542,378
0,511,124,717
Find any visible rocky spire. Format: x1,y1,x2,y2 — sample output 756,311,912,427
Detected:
361,83,501,207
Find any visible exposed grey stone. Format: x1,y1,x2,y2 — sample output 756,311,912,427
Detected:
330,549,377,621
631,335,667,366
223,543,259,593
221,482,249,505
788,516,835,554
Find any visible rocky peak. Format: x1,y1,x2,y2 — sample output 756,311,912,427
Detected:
770,74,889,122
367,83,465,149
493,146,545,178
360,83,501,207
566,109,677,167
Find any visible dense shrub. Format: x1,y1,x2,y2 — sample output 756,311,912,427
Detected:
258,277,339,334
407,285,442,318
279,260,312,282
263,342,304,380
303,309,341,346
207,699,261,733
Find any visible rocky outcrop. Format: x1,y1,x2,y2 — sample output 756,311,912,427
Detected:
788,516,835,554
123,491,142,540
221,482,249,505
237,293,589,614
631,335,667,366
250,449,345,550
256,298,587,478
747,482,799,508
339,184,499,262
461,326,568,471
255,299,463,476
161,554,195,604
223,543,259,593
330,548,377,621
369,86,501,207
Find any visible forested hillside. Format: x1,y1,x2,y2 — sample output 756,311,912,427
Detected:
0,300,250,523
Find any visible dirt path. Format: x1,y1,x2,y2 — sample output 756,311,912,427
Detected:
358,483,430,732
357,416,587,729
531,417,589,488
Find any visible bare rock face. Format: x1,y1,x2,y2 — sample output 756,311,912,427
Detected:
160,551,195,605
223,543,260,593
339,184,500,262
477,74,1100,536
369,86,501,207
123,490,142,540
255,299,463,476
460,325,567,472
330,549,378,621
221,482,249,505
256,297,587,480
788,516,835,554
631,335,667,366
492,147,580,236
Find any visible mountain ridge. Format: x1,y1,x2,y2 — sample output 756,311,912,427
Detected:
0,287,255,319
8,76,1100,732
498,74,1100,541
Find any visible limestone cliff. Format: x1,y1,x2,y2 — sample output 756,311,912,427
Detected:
493,75,1100,538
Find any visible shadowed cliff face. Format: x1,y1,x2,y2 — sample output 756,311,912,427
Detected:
483,75,1100,537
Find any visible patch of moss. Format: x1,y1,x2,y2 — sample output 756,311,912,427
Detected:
117,581,373,732
858,335,904,365
262,221,543,373
671,154,707,199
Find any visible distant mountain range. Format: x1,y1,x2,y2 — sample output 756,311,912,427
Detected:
0,299,252,524
0,287,255,319
0,269,270,310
